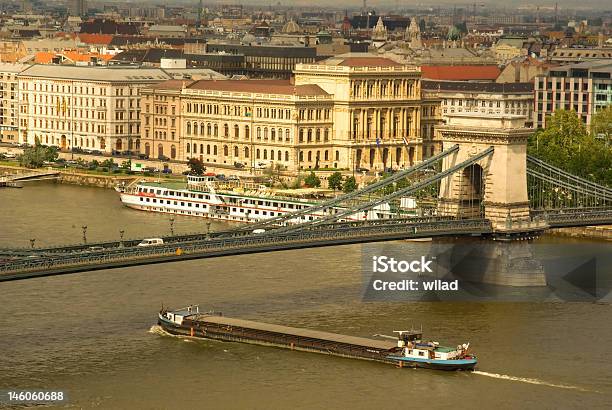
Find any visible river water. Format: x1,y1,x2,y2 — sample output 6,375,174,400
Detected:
1,182,611,409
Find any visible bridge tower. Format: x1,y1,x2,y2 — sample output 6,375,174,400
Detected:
436,114,532,232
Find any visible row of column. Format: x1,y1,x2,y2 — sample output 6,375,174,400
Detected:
352,79,417,99
350,107,421,140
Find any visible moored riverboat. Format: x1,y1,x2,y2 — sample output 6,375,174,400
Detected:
119,174,405,224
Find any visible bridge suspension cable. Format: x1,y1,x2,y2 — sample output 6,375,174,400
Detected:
228,144,460,234
271,147,495,234
527,155,612,210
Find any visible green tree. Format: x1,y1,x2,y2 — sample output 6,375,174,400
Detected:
343,176,358,193
304,171,321,188
187,158,205,175
528,110,612,186
590,106,612,142
327,171,343,191
120,160,131,170
18,143,58,168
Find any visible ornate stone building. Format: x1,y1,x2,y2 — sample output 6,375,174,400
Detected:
294,54,439,170
140,54,441,173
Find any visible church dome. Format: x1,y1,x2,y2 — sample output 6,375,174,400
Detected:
282,19,301,34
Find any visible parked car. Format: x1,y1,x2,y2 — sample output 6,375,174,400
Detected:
356,167,369,173
138,153,149,160
158,154,170,161
234,161,245,168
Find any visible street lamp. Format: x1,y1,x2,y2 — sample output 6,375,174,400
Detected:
119,229,125,247
169,217,175,236
81,225,88,245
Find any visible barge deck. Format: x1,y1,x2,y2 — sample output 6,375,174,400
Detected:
158,306,402,363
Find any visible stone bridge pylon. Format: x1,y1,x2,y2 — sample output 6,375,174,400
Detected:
436,114,535,233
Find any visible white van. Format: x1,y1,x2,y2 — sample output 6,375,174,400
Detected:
252,229,266,234
137,238,164,247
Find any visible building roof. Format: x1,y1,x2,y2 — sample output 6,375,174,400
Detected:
34,50,114,64
152,78,329,96
421,65,501,81
422,80,533,93
19,65,171,82
321,53,402,67
77,33,114,45
0,62,30,73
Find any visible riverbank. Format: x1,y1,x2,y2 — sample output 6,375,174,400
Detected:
549,225,612,240
0,163,183,189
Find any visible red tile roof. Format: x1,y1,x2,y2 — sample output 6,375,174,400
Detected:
188,79,329,96
152,79,329,96
77,33,114,45
420,65,501,81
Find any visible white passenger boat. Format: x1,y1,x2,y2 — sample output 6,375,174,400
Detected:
119,175,396,224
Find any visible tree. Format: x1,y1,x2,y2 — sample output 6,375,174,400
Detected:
304,171,321,188
120,160,131,170
328,171,343,191
343,176,357,193
18,143,58,168
528,110,612,186
590,106,612,143
187,158,205,175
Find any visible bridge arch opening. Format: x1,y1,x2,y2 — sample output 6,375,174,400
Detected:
456,163,486,218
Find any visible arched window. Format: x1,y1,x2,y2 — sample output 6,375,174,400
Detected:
307,129,312,142
187,122,192,134
257,127,261,139
207,123,212,136
335,150,339,161
244,147,249,158
144,142,150,156
223,145,228,156
285,151,289,162
299,151,303,162
158,144,163,158
324,150,329,161
270,150,274,160
324,129,329,141
299,129,304,142
316,129,321,141
135,139,140,151
234,125,239,139
285,129,290,141
307,151,312,162
213,145,217,155
171,145,176,159
213,124,218,136
263,149,267,160
271,128,276,141
256,149,261,159
244,125,250,139
186,144,191,154
224,124,229,137
234,146,239,157
207,145,211,155
200,123,205,135
263,127,268,139
277,150,281,161
199,144,203,154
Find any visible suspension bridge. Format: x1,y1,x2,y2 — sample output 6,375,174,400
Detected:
0,115,610,282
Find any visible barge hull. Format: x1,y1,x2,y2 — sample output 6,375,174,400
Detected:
158,313,399,363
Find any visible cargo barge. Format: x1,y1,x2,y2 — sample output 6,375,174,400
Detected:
157,305,477,371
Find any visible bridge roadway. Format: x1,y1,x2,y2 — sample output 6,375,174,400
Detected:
0,218,493,282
